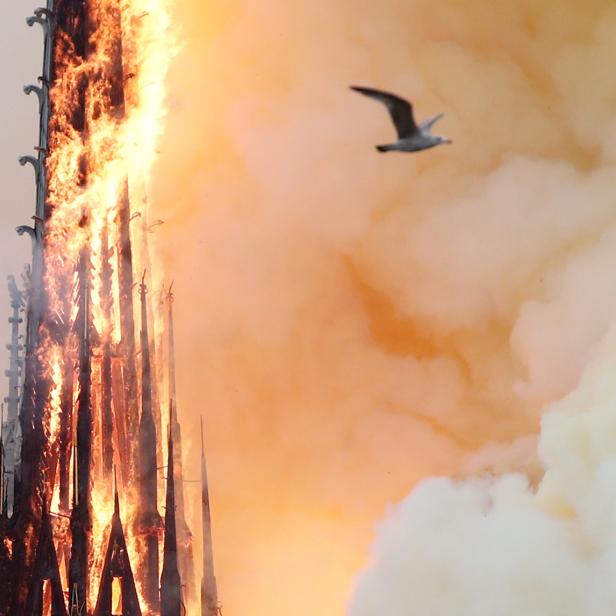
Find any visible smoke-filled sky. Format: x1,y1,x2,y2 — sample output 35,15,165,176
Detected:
3,1,616,615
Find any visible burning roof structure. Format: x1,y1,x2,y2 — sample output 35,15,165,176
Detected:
0,2,219,615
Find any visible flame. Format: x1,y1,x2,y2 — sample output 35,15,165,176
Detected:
40,0,177,612
47,346,63,444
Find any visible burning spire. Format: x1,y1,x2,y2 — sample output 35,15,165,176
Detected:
136,273,162,611
140,214,163,477
10,1,89,609
117,186,139,475
68,242,94,613
24,498,68,616
200,416,220,616
160,405,182,616
2,0,193,614
93,472,142,616
100,223,114,481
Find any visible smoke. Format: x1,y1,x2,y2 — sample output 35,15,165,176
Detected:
340,2,616,614
349,329,616,615
141,0,616,615
2,0,615,615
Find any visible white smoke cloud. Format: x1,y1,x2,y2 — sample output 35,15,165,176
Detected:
349,325,616,615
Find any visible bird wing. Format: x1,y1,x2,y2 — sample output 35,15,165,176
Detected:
350,86,417,139
418,112,444,133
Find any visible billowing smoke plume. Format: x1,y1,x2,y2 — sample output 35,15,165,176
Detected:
349,329,616,615
340,2,616,614
138,1,616,615
72,0,616,615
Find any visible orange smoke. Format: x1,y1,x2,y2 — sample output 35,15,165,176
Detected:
146,2,616,616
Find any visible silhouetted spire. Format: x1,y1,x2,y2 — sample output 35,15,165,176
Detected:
136,273,161,611
25,498,68,616
93,471,142,616
167,283,196,604
69,245,93,613
160,405,182,616
200,416,219,616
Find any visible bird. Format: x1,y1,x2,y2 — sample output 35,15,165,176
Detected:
350,86,451,153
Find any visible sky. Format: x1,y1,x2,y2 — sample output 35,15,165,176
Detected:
3,1,616,616
0,3,39,317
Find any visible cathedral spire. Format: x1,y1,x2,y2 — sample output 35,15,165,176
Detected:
167,283,196,604
68,244,93,613
136,273,161,611
93,470,142,616
160,404,182,616
201,416,220,616
25,497,68,616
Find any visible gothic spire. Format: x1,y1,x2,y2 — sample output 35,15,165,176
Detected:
160,405,182,616
93,471,142,616
136,273,161,611
167,284,196,604
25,498,68,616
201,416,219,616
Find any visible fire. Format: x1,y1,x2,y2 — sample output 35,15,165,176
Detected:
47,346,63,444
36,0,177,612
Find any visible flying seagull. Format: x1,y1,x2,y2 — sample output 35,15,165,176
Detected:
350,86,451,153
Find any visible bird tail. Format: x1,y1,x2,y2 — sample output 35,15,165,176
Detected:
376,144,392,153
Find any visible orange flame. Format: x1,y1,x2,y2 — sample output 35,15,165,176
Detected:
41,0,177,612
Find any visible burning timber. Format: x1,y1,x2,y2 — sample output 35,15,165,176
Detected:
0,2,221,615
